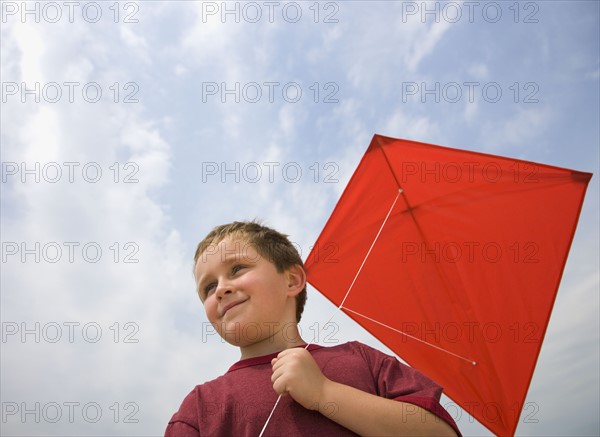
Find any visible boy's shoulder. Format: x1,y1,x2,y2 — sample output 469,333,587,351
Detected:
310,340,399,368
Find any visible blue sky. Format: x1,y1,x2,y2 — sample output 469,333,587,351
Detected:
1,1,598,436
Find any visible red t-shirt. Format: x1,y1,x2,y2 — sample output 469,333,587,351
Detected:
165,341,460,436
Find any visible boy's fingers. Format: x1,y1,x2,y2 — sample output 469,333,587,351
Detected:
276,349,290,359
271,368,289,395
277,347,306,359
271,364,283,382
272,349,315,376
271,357,285,373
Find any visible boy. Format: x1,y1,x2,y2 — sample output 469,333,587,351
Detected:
166,221,460,436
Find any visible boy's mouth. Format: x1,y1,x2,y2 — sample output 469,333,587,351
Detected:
221,298,248,316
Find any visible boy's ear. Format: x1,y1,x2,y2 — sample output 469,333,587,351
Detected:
285,264,306,297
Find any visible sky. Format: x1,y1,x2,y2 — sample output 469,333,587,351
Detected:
1,1,598,436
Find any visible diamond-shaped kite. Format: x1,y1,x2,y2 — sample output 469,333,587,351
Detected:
305,134,592,436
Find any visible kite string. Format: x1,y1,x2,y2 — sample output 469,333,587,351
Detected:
338,189,403,309
341,307,476,365
258,190,402,437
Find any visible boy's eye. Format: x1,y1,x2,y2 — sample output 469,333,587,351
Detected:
200,265,248,299
232,264,245,274
204,282,217,296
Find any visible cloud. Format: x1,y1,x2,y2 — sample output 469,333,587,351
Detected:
404,20,452,71
1,14,196,436
119,26,150,64
479,107,553,152
382,109,441,143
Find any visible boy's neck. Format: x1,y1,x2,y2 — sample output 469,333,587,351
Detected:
239,324,306,360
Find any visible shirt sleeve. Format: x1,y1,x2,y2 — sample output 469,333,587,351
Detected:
164,389,200,437
355,342,462,436
164,413,200,437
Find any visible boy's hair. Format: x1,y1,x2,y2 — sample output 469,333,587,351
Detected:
194,221,307,322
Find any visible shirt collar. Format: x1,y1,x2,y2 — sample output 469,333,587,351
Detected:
227,344,322,373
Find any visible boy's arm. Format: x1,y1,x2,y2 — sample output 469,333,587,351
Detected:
271,348,458,437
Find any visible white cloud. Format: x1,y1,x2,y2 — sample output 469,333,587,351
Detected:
173,63,188,77
467,62,490,80
1,14,194,436
12,22,45,82
119,26,150,64
404,20,452,71
463,99,479,123
382,109,441,144
479,107,553,152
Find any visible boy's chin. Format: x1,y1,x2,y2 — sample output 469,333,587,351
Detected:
214,320,300,348
214,321,270,347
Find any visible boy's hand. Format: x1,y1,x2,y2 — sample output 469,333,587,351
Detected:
271,348,329,410
271,348,459,436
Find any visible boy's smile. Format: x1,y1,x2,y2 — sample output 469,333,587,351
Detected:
194,237,305,356
220,297,249,317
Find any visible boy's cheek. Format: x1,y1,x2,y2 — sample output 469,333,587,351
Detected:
203,301,219,323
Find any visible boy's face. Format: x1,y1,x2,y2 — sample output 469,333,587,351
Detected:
194,237,302,347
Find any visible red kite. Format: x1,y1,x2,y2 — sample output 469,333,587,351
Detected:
305,134,592,436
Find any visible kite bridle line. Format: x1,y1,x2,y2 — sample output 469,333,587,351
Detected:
375,141,478,365
259,187,476,436
341,307,476,365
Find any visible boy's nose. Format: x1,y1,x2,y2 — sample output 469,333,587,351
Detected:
215,282,233,299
